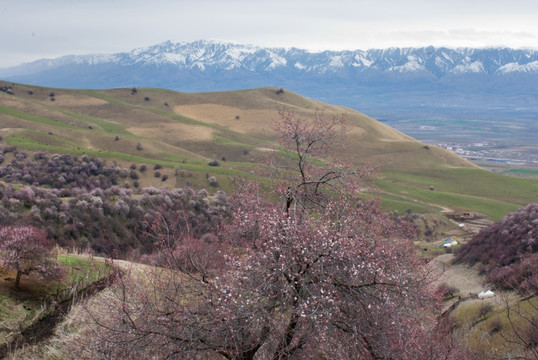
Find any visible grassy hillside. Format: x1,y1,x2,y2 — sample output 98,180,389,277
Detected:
0,252,111,351
1,82,536,220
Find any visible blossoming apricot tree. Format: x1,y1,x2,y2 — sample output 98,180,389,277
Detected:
0,225,64,288
84,110,472,359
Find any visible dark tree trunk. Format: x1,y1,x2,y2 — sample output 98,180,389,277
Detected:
15,271,22,288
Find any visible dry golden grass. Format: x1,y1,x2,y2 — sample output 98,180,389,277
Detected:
174,104,277,137
1,94,80,126
4,287,111,360
430,253,486,297
46,94,108,107
128,121,214,142
7,83,508,211
428,253,538,359
2,84,477,174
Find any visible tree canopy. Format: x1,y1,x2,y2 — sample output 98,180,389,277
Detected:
0,225,64,288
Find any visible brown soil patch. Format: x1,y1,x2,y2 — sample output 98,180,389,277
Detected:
174,104,276,136
128,122,214,142
0,95,80,126
49,94,108,107
430,254,487,296
174,104,372,139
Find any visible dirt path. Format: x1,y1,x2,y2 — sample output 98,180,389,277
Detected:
429,253,511,316
430,253,487,296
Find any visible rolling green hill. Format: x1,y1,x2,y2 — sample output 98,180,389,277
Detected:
1,82,536,220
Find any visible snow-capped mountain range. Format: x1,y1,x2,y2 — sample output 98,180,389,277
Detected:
1,40,537,144
2,40,538,84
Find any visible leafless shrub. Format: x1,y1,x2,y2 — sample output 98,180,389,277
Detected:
489,318,502,335
478,303,493,320
208,176,218,187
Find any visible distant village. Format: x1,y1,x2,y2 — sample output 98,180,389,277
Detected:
435,142,538,176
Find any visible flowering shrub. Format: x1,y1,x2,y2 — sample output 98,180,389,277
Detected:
0,226,65,288
0,151,229,257
456,203,538,293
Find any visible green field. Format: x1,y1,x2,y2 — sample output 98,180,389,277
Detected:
379,167,537,220
505,168,538,176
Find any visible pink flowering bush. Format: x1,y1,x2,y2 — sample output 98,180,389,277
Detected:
0,225,65,288
456,203,538,293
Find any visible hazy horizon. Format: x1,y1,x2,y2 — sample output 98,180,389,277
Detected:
2,0,538,68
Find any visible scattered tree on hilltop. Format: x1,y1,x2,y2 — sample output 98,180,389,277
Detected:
0,226,64,288
270,109,352,213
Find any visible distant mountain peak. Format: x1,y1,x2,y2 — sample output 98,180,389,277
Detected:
3,40,538,79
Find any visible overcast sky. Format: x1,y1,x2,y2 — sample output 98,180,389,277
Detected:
1,0,538,68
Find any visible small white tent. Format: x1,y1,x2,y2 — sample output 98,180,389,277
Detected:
477,290,494,299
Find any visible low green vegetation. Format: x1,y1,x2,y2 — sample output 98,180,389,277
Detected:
379,167,537,220
58,254,111,286
377,177,520,220
1,83,537,359
384,167,538,204
377,193,434,214
60,110,134,136
5,134,243,177
212,133,257,148
505,168,538,176
0,105,73,129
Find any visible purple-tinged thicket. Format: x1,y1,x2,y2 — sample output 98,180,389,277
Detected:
0,150,131,191
0,182,228,257
0,148,229,258
456,203,538,293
